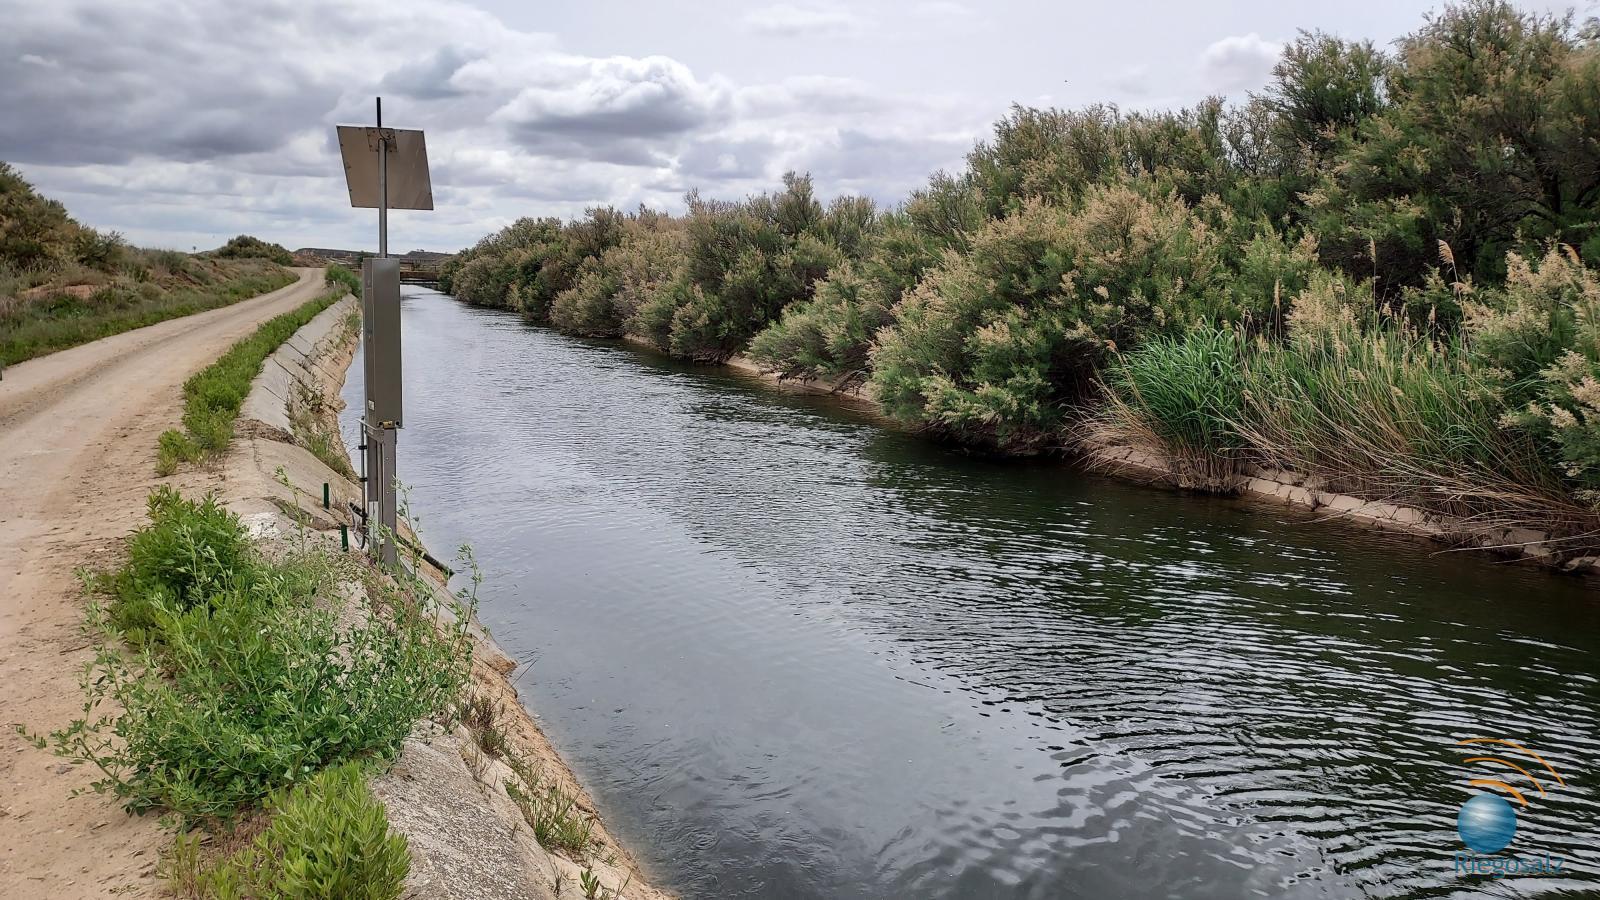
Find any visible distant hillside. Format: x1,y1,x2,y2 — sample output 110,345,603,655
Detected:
2,161,295,364
1,161,98,271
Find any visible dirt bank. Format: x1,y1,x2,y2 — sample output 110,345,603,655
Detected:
223,295,670,900
0,269,326,898
716,350,1600,578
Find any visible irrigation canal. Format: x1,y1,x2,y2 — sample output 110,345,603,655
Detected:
342,285,1600,899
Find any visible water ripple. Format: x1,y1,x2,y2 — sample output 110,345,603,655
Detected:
344,289,1600,899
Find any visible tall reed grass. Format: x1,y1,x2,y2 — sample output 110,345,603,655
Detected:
1088,303,1598,546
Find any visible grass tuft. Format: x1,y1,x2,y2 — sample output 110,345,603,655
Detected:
156,268,354,474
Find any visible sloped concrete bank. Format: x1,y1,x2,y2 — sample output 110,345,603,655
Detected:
224,295,670,900
719,352,1600,578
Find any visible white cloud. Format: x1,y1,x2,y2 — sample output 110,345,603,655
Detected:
742,4,866,37
1199,32,1282,93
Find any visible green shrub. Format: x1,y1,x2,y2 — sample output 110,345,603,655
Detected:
213,235,294,267
748,261,893,379
325,263,360,296
657,177,844,361
45,491,473,820
169,763,409,900
1478,246,1600,496
870,185,1230,448
747,208,952,380
103,487,261,643
0,160,78,270
1467,247,1600,401
1303,2,1596,288
550,258,623,336
449,252,518,310
73,229,127,270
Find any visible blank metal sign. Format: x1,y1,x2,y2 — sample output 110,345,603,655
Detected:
337,126,433,210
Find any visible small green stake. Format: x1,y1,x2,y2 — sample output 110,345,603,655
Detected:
340,524,349,551
322,482,330,509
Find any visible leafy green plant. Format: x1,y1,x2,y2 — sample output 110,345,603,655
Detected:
100,487,262,643
166,763,409,900
43,489,473,820
325,263,360,296
578,867,631,900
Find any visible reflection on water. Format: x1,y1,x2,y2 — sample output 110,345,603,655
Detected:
343,287,1600,899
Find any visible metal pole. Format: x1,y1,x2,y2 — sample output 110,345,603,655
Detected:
372,96,397,567
377,97,388,259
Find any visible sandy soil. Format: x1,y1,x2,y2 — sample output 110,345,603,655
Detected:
0,269,326,898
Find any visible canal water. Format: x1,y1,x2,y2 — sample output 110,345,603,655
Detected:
343,286,1600,899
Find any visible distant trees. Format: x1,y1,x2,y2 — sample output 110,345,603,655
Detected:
213,235,294,267
444,1,1600,538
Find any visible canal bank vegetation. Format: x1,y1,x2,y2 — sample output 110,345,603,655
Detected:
26,487,476,898
442,1,1600,553
1,161,297,366
156,264,359,475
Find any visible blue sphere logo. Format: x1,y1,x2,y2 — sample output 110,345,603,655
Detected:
1458,793,1518,853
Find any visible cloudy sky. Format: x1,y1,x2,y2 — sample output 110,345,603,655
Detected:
1,0,1588,253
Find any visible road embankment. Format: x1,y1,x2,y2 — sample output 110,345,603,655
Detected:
0,268,326,898
223,295,670,900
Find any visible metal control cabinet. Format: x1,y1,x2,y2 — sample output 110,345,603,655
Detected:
362,257,402,566
362,258,403,428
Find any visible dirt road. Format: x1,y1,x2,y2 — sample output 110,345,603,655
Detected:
0,268,326,897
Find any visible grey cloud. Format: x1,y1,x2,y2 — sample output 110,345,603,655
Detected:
491,56,724,165
0,2,340,167
4,0,995,252
379,48,481,100
803,128,970,196
677,135,784,181
736,77,892,118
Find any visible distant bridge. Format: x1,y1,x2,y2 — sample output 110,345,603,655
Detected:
398,259,443,287
297,250,447,286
